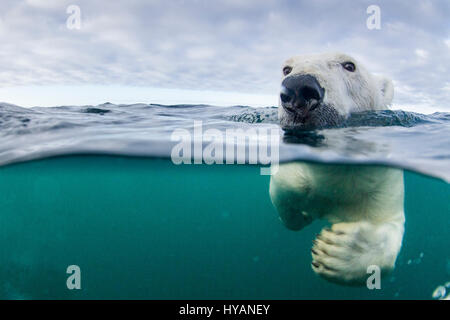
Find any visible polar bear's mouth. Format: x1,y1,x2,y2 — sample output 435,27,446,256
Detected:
283,98,321,117
282,96,327,127
281,103,344,129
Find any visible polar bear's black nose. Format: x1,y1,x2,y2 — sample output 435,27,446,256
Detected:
280,86,295,104
280,74,324,110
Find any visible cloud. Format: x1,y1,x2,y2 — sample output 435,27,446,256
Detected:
0,0,448,110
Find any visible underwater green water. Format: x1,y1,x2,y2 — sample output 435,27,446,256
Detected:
0,156,448,299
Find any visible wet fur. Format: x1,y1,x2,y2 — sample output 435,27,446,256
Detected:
271,53,404,286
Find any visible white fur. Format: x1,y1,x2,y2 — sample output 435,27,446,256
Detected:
278,52,394,126
271,53,404,286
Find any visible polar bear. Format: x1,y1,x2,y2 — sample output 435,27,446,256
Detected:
270,52,404,285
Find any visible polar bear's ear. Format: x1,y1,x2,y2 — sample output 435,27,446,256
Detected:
377,76,394,107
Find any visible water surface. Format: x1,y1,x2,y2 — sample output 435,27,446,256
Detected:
0,102,448,299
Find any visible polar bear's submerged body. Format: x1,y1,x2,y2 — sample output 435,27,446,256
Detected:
270,53,404,285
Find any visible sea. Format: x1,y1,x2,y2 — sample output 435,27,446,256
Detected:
0,102,448,299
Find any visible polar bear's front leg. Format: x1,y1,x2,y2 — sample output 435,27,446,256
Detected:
269,162,318,231
269,180,314,231
311,220,404,285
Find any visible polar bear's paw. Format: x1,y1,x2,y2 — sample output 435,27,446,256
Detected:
311,221,403,286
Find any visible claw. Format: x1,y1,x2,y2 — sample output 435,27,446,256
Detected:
312,261,320,268
311,248,318,255
322,264,337,272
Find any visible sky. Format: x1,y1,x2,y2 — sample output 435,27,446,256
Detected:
0,0,449,113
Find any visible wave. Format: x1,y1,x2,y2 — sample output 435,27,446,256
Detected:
1,102,449,182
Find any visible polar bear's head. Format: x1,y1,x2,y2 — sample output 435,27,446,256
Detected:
278,52,394,128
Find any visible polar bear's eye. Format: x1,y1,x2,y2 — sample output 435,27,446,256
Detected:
283,66,292,76
342,62,356,72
